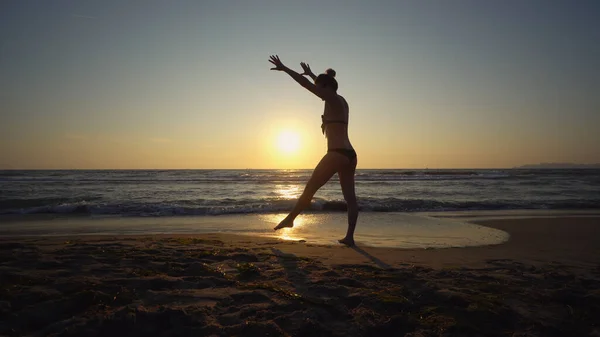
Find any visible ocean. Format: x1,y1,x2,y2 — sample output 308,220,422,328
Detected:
1,169,599,217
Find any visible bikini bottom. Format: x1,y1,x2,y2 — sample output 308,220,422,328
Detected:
328,148,357,161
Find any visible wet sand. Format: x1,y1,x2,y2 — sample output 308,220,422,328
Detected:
1,216,599,336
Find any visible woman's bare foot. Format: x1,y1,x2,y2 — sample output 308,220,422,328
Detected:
338,237,355,246
274,218,294,230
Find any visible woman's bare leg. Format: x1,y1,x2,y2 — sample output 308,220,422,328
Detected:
337,156,358,246
274,153,348,230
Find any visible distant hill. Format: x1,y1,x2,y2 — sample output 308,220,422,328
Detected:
514,163,600,169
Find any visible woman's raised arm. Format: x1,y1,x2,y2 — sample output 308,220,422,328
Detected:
269,55,335,102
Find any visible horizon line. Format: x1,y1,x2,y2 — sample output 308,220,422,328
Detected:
1,167,598,171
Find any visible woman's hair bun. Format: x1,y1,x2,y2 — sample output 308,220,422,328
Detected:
325,68,336,78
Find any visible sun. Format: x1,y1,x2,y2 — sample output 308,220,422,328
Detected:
276,130,301,154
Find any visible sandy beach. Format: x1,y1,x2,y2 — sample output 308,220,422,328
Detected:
1,215,599,336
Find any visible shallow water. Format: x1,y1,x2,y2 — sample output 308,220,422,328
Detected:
0,212,509,249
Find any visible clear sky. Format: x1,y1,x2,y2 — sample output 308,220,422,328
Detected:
1,0,599,169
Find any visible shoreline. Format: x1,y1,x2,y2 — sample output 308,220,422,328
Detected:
2,209,599,250
2,215,597,269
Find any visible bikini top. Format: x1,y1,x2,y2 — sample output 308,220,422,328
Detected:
321,96,349,133
321,115,348,125
321,115,347,134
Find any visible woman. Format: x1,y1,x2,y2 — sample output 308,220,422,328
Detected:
269,55,358,246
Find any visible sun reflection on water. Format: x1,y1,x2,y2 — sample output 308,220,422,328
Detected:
274,184,300,199
259,213,317,241
260,184,318,241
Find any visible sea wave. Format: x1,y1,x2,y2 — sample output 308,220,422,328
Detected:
0,172,517,184
1,197,599,217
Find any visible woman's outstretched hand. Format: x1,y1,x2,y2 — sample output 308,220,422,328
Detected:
269,55,286,71
300,62,313,77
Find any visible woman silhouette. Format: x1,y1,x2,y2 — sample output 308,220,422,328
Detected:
269,55,358,246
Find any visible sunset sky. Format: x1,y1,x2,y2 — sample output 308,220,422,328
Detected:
1,1,599,169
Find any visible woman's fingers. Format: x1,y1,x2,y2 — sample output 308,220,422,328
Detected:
269,55,283,70
269,55,284,71
269,55,282,65
300,62,311,74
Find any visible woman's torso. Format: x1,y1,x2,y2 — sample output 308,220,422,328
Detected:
322,95,353,150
